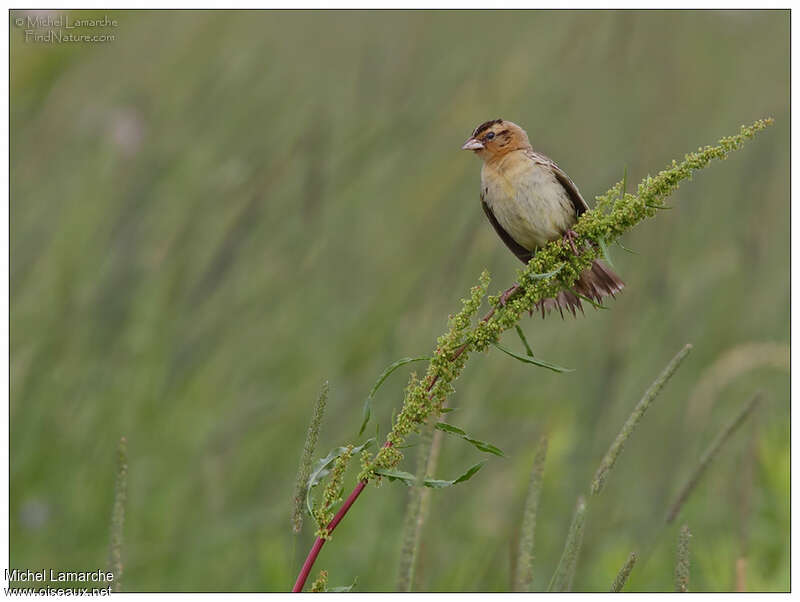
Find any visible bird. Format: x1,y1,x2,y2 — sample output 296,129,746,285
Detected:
462,118,624,317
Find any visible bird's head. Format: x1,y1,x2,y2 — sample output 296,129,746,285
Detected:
461,119,531,162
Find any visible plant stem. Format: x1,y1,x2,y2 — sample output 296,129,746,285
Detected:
548,496,587,592
675,525,691,592
396,417,445,591
108,436,128,592
665,392,762,523
591,344,693,496
514,434,548,591
292,480,368,592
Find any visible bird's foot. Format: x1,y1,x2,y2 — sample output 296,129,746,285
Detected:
563,229,581,255
499,284,521,307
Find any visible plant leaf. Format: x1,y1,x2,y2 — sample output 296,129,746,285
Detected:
359,357,429,436
306,439,373,516
450,461,486,485
329,577,358,592
616,239,639,255
527,264,564,281
597,237,615,269
374,461,486,488
492,343,574,373
373,468,417,485
515,325,534,357
435,422,505,457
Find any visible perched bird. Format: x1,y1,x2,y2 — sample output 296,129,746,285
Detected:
462,119,624,316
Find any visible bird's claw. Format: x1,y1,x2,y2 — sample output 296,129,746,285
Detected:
563,229,580,255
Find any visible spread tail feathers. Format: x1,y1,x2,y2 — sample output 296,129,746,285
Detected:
537,260,624,318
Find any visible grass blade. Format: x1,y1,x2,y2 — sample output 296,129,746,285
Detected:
609,552,637,592
675,525,691,592
665,393,762,523
292,381,329,533
514,435,548,592
107,436,128,592
548,496,587,592
359,357,429,436
493,343,574,373
591,344,693,496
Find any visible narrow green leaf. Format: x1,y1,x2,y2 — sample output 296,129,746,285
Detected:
374,461,486,488
374,468,417,485
493,343,574,373
598,237,615,270
527,264,564,281
616,240,639,255
515,325,534,357
451,461,486,484
359,357,429,436
435,422,505,457
434,422,467,436
329,577,358,592
306,439,373,516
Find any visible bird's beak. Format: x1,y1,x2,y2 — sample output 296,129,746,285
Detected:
461,137,484,151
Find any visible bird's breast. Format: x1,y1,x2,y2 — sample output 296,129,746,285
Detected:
481,158,575,251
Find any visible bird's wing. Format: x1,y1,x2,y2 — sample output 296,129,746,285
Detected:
526,150,589,217
481,194,533,264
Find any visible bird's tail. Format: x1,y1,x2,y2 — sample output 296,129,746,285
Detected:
538,259,624,318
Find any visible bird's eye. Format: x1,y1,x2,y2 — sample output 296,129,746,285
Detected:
486,132,495,140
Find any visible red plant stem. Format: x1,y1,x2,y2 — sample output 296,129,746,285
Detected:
292,338,469,591
292,480,368,592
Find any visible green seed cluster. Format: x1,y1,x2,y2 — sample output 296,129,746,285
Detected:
362,272,492,480
310,569,328,593
314,444,354,539
361,119,772,483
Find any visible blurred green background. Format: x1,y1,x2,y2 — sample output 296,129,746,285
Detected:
10,9,789,592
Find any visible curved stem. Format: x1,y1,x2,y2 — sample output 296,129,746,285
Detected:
292,480,368,592
292,371,446,592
